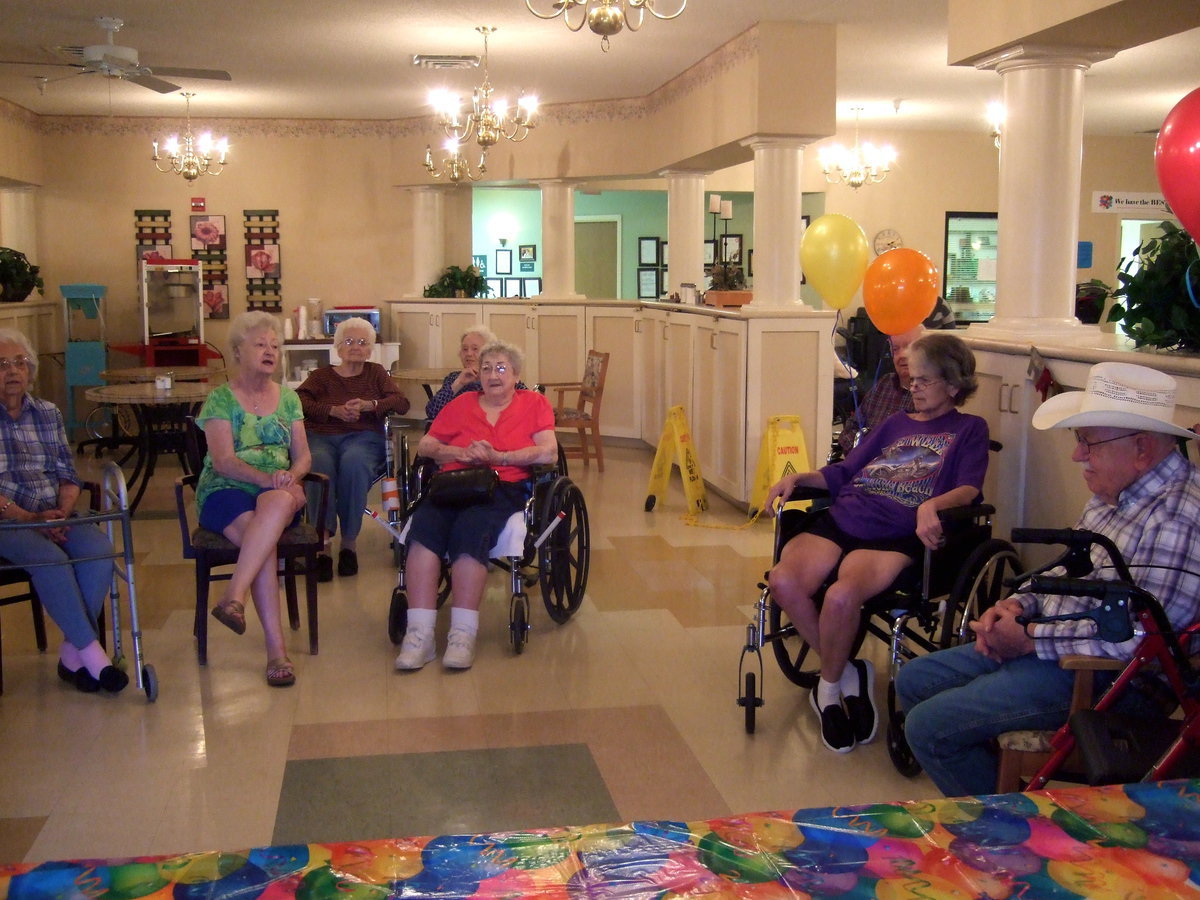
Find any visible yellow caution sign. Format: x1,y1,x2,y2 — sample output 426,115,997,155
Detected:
645,405,708,514
749,415,812,516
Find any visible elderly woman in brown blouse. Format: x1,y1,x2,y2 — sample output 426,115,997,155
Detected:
297,317,409,580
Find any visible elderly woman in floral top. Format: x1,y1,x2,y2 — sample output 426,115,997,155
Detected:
196,312,310,687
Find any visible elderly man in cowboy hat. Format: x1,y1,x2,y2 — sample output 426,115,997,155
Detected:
897,361,1200,797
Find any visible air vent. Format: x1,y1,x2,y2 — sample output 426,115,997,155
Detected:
411,54,480,70
55,45,86,60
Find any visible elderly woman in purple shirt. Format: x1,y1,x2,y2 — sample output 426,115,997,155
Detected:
764,333,989,754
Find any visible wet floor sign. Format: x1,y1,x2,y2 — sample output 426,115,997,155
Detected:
749,415,812,517
645,405,707,514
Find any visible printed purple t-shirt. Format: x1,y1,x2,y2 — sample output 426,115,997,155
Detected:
819,409,990,541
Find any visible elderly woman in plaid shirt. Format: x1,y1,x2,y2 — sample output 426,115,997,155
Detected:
0,328,127,694
899,361,1200,796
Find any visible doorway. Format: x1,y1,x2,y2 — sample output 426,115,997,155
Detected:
575,216,620,298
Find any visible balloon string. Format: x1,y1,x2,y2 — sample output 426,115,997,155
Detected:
1187,259,1199,310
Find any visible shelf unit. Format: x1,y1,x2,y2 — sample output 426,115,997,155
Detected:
282,341,402,388
944,211,998,324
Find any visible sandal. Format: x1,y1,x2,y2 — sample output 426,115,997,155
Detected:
266,657,296,687
211,600,247,635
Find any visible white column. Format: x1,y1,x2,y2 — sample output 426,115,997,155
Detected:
974,45,1113,337
743,138,809,308
661,171,706,300
403,186,445,298
536,180,583,299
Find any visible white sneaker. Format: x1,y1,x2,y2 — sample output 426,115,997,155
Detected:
395,628,436,670
442,626,477,669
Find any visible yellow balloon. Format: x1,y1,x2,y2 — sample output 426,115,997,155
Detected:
800,214,870,310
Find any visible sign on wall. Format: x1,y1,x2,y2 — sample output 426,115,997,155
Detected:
1091,191,1170,215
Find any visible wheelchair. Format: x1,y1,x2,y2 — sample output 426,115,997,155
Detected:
374,416,589,654
736,478,1021,775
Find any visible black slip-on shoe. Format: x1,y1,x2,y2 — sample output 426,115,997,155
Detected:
809,689,856,753
315,553,334,583
337,548,358,577
842,658,879,745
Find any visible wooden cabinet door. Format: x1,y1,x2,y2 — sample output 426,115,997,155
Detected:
585,305,639,438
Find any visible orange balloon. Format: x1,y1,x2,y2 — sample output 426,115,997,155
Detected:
862,248,939,335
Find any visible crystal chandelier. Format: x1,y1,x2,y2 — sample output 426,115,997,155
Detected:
151,93,229,182
525,0,687,52
818,108,895,189
424,140,487,184
423,26,536,182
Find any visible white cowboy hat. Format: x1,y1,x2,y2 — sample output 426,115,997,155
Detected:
1032,361,1197,440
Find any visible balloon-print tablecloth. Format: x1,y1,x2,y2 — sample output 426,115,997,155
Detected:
5,780,1200,899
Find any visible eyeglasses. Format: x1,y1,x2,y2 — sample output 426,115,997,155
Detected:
909,377,943,392
479,363,509,375
341,338,370,347
0,356,30,370
1072,429,1142,451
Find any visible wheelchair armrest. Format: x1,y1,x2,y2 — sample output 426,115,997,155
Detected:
788,485,831,503
937,503,995,525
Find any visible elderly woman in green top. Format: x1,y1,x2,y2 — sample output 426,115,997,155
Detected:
195,311,310,687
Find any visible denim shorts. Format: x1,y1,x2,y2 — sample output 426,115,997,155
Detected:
407,481,531,566
200,487,301,534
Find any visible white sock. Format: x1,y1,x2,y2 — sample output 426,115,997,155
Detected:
839,662,861,697
816,677,841,710
407,607,437,633
450,607,479,635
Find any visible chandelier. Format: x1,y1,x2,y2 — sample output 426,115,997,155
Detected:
423,25,536,182
525,0,687,52
818,108,895,189
424,140,487,184
151,93,229,182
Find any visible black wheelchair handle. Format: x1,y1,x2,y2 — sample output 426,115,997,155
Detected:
1012,527,1098,547
1027,575,1118,600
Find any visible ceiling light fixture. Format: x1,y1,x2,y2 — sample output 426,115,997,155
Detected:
818,107,896,189
524,0,687,52
423,26,536,183
151,92,228,182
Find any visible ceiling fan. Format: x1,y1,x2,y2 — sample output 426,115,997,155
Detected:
0,16,231,94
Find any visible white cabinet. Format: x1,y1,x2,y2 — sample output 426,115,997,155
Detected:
637,307,668,443
693,317,748,497
390,304,482,369
585,305,640,439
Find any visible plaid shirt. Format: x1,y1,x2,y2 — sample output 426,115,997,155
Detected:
838,373,915,454
1017,451,1200,661
0,394,80,513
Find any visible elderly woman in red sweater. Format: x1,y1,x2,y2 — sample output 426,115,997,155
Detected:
297,317,409,580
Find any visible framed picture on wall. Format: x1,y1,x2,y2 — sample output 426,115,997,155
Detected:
190,215,226,251
486,277,503,297
721,233,743,265
747,248,753,278
703,239,716,267
522,277,542,297
503,277,522,298
202,283,229,319
246,242,281,278
518,244,537,262
638,236,660,267
660,241,668,267
495,248,513,275
637,267,660,299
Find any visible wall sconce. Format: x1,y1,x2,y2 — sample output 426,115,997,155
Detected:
491,213,517,247
987,101,1005,150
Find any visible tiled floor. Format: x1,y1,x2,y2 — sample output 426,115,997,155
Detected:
0,442,939,865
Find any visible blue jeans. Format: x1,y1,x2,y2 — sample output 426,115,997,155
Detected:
0,520,113,649
306,430,385,542
895,643,1078,797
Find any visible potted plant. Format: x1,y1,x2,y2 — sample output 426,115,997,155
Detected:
0,247,44,302
1106,221,1200,351
423,264,490,298
705,261,751,307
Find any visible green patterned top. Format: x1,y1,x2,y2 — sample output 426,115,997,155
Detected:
194,382,303,513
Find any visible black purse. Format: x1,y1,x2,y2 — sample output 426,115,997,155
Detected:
427,466,500,508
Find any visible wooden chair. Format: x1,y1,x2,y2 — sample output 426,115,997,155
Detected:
544,350,609,473
995,655,1123,793
174,418,328,665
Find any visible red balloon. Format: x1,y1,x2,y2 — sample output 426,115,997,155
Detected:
862,248,939,335
1156,86,1200,242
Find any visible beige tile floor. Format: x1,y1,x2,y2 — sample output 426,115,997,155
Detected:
0,443,938,865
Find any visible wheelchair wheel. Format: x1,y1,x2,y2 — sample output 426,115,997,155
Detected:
388,586,408,644
768,596,868,689
939,539,1022,647
885,683,920,777
742,671,758,734
537,478,590,623
510,593,529,654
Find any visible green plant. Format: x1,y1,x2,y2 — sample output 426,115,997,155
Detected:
0,247,44,302
1106,221,1200,351
709,261,746,292
423,264,490,298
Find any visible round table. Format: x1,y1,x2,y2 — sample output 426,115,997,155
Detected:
84,382,214,513
100,365,224,383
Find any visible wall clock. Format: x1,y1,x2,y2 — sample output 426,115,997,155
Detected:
873,228,904,255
